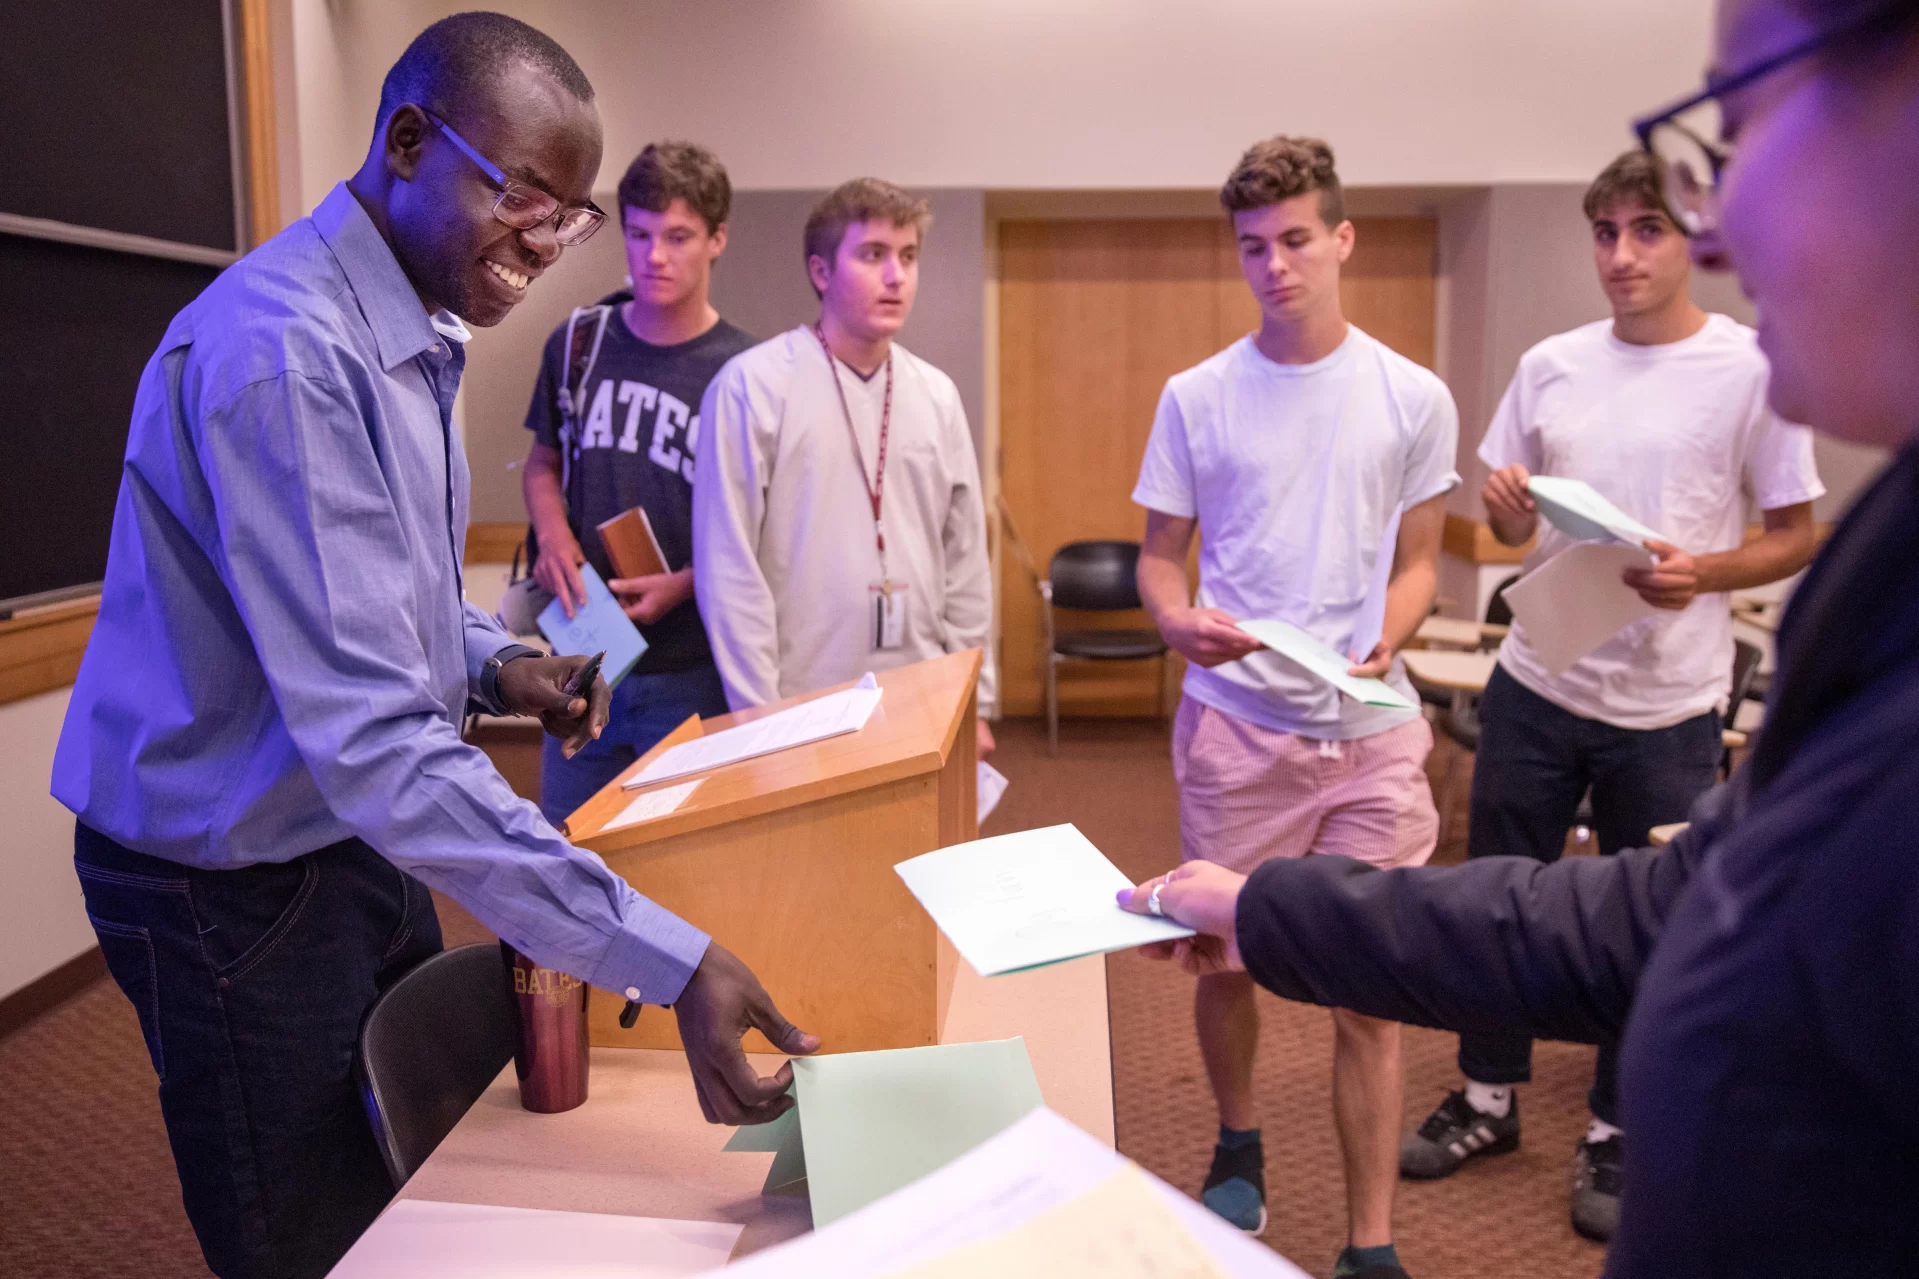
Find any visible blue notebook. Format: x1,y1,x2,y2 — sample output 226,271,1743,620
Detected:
536,563,647,689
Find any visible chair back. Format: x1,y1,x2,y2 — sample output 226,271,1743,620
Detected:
1485,572,1522,628
1048,541,1144,612
357,942,518,1188
1727,638,1764,730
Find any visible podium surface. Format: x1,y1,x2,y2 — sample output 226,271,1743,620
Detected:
566,650,982,1053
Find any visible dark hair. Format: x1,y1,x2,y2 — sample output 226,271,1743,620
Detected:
1219,136,1345,227
375,12,592,133
1583,151,1679,227
617,142,731,233
802,179,931,283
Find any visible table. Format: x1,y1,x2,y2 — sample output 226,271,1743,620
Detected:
380,953,1114,1264
1649,822,1688,847
1412,616,1504,651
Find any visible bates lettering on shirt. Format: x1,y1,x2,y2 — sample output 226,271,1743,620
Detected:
526,304,755,674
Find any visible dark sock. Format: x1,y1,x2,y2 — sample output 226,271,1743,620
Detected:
1334,1243,1400,1277
1217,1124,1261,1151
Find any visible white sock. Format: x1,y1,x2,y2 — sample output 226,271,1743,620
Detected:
1464,1079,1512,1118
1585,1117,1623,1144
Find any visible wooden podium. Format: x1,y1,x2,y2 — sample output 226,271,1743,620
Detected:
564,650,982,1054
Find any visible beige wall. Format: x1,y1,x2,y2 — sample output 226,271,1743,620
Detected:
0,690,95,1001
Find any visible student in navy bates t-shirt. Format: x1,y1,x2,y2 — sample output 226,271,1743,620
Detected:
521,141,753,824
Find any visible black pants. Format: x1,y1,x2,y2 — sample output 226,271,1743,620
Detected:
1459,666,1720,1125
74,823,442,1279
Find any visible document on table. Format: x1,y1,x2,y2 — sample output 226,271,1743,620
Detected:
1502,542,1657,675
790,1038,1045,1227
623,674,882,790
702,1108,1308,1279
894,823,1194,978
1233,619,1417,711
536,562,648,689
329,1199,741,1278
1527,475,1665,548
603,778,703,831
977,761,1009,825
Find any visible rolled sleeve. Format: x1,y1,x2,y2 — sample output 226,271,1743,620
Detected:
201,371,705,1001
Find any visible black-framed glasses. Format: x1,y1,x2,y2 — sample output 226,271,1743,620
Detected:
421,109,606,247
1632,3,1914,236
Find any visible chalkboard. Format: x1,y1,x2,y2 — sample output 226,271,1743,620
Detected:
0,234,221,605
0,1,238,251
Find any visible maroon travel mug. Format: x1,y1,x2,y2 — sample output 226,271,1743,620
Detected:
502,942,590,1113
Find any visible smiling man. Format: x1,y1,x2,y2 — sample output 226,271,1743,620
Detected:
520,142,752,825
55,17,812,1279
1399,151,1822,1242
692,178,996,753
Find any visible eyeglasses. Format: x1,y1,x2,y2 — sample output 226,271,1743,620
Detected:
1632,3,1914,236
421,109,606,247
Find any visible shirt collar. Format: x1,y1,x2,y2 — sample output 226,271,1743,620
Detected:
312,182,445,371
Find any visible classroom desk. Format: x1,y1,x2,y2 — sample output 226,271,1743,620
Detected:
374,953,1114,1266
1412,616,1505,651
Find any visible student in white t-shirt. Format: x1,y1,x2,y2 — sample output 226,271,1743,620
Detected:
1135,137,1458,1279
1398,152,1823,1244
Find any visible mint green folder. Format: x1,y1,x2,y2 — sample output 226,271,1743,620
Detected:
1527,475,1665,548
535,562,647,689
894,824,1194,978
789,1039,1045,1227
1234,618,1417,711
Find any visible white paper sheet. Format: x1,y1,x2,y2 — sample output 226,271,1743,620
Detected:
1527,475,1666,547
605,779,703,830
976,761,1009,825
894,824,1194,977
328,1199,741,1278
1233,619,1417,711
702,1108,1306,1279
1502,541,1657,675
625,674,883,790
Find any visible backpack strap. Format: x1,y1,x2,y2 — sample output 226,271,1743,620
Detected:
552,303,615,501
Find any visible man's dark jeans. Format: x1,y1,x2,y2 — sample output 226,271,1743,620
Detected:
1460,664,1720,1125
74,823,442,1279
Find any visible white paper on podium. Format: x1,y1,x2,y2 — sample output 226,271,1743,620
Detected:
702,1108,1307,1279
328,1199,741,1278
605,778,703,831
1503,541,1658,675
977,761,1009,825
625,674,883,790
1527,475,1665,547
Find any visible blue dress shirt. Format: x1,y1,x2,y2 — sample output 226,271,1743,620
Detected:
53,184,709,1003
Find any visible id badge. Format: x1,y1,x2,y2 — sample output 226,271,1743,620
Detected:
870,580,909,650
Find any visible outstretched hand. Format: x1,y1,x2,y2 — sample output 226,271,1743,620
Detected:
1117,861,1249,976
674,943,821,1126
497,653,611,758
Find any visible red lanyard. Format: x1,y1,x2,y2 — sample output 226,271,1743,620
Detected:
813,325,893,576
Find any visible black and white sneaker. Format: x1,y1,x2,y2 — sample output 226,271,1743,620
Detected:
1570,1133,1623,1242
1398,1089,1521,1181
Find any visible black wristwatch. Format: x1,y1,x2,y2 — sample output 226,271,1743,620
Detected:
479,644,543,716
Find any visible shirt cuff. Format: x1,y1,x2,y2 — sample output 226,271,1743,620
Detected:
477,643,543,715
588,898,712,1006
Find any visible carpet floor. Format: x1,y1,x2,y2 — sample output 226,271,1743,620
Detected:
0,715,1607,1278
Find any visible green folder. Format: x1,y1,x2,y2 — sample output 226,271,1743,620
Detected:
1233,618,1416,711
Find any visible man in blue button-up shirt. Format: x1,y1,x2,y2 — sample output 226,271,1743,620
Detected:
54,16,813,1278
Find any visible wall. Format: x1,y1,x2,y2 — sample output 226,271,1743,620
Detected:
0,690,94,1001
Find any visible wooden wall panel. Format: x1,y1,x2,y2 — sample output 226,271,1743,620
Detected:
997,216,1436,718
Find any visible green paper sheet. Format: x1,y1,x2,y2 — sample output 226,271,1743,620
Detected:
1527,475,1665,548
1233,618,1417,711
722,1102,798,1152
789,1038,1045,1227
894,824,1194,978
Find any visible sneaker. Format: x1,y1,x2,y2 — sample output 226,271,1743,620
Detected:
1399,1089,1521,1180
1200,1136,1267,1234
1332,1247,1411,1279
1570,1133,1623,1242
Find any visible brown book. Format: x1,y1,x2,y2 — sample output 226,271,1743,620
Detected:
595,507,669,580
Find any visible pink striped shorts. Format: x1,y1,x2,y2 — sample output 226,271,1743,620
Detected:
1172,697,1439,873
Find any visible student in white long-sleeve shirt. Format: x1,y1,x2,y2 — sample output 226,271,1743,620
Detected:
693,179,996,754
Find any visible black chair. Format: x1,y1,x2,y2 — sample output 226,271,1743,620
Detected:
1042,541,1170,755
357,942,518,1188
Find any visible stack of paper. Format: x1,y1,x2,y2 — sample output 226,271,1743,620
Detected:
604,778,704,831
1526,475,1664,547
706,1108,1307,1279
1508,476,1668,675
624,675,883,790
329,1199,741,1277
894,824,1194,977
536,563,648,689
1232,619,1416,711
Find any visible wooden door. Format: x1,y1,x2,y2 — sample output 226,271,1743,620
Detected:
996,216,1436,718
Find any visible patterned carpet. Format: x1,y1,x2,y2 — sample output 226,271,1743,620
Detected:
0,715,1606,1279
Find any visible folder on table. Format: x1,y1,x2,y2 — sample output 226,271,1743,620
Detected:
596,506,670,580
1232,618,1417,711
536,562,647,688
